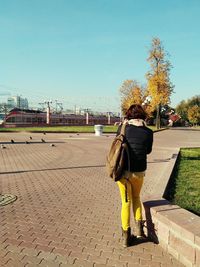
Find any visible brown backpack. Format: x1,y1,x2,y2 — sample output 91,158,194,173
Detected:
106,123,130,181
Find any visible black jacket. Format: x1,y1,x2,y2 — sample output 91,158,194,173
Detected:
117,123,153,172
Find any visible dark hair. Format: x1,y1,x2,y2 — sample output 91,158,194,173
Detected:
125,104,147,120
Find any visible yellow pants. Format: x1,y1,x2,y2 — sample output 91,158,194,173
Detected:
117,171,144,231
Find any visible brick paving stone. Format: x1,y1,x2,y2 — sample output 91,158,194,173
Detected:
3,238,23,247
88,255,108,265
106,258,127,267
82,247,101,257
2,259,24,267
144,261,161,267
35,244,55,253
38,259,61,267
33,238,53,246
132,251,152,260
119,255,140,263
73,259,94,267
37,251,58,261
53,247,72,256
20,255,43,265
3,244,24,254
2,250,25,262
21,247,40,257
49,241,67,249
96,245,114,253
161,263,183,267
99,251,117,259
18,241,38,250
68,251,90,261
128,264,147,267
54,254,76,265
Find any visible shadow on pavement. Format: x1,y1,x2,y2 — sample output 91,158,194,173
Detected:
143,199,174,245
148,158,171,163
0,141,65,144
129,235,151,246
0,164,106,175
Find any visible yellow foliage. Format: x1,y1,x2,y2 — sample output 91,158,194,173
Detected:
187,105,200,125
146,37,174,112
119,80,144,114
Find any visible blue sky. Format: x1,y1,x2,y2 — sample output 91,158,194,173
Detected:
0,0,200,112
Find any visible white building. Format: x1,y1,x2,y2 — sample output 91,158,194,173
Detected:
7,96,29,109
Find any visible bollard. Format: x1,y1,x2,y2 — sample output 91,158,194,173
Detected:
94,125,104,136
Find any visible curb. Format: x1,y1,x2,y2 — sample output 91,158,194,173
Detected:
143,148,200,267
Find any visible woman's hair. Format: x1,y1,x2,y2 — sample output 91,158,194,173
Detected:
125,104,147,120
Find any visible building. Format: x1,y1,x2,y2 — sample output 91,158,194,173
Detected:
7,96,29,109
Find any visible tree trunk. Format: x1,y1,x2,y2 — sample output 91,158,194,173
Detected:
156,104,161,129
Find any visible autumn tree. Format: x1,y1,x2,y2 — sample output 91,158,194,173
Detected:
176,95,200,123
146,37,174,128
187,95,200,107
187,105,200,125
119,80,144,115
175,100,188,121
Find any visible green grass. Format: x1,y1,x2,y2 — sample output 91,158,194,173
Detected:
166,148,200,216
0,125,118,133
0,125,156,133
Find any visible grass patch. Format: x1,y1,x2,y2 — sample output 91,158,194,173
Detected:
166,148,200,216
0,125,118,133
0,125,157,133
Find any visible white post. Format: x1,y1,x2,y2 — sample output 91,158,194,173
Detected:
86,112,89,125
47,105,50,124
108,112,111,125
45,100,52,125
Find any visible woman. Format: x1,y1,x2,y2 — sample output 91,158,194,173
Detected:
117,104,153,247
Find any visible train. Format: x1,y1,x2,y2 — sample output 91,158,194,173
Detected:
3,108,120,127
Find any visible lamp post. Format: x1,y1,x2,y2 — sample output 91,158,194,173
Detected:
142,96,152,108
142,96,161,129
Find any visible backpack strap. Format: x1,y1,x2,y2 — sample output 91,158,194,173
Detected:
121,122,130,172
120,121,128,135
121,122,131,202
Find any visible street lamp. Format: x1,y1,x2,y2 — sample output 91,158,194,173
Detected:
142,96,161,129
142,96,152,107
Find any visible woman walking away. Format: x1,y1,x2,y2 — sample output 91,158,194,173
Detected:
117,104,153,247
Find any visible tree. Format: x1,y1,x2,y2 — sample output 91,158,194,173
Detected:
119,80,144,115
187,95,200,107
175,100,188,121
176,95,200,123
146,37,174,128
0,103,9,115
187,105,200,126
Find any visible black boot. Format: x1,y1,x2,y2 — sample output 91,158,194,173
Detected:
122,227,131,247
135,220,146,239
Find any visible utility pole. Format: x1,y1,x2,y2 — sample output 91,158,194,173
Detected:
44,101,52,124
55,100,63,113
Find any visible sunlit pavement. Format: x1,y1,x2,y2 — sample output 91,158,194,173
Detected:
1,128,199,267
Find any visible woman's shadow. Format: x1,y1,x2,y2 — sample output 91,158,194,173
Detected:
129,199,171,246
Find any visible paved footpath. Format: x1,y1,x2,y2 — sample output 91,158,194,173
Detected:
0,128,199,267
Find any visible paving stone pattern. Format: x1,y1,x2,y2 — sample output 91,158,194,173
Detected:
1,129,199,267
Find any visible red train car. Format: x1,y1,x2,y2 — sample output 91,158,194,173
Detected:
4,108,120,127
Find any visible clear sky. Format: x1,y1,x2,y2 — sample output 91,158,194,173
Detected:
0,0,200,112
